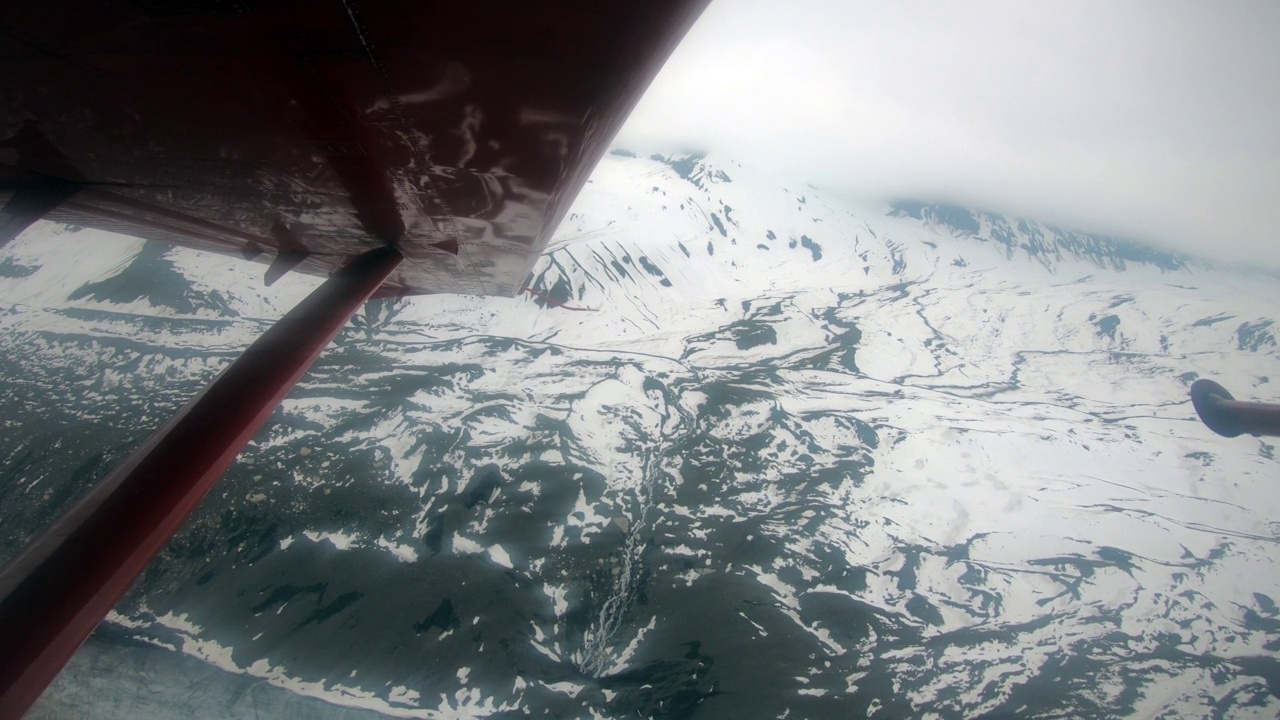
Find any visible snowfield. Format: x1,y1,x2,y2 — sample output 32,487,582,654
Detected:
4,152,1280,719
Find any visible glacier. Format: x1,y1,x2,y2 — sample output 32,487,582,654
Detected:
2,152,1279,718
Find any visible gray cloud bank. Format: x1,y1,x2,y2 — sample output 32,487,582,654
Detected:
615,0,1280,269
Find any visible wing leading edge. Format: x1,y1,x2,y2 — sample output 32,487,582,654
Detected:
0,0,709,296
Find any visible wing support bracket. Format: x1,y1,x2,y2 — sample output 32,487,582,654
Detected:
0,175,82,249
1191,379,1280,438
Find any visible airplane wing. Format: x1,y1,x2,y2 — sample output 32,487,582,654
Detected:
0,5,709,716
0,0,707,296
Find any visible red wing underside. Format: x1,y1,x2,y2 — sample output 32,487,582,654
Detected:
0,0,708,297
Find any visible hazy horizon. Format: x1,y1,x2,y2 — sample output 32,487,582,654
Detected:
615,0,1280,269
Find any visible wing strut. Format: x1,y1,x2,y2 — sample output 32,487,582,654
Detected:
0,245,403,719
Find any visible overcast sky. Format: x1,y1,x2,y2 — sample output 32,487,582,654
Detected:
615,0,1280,268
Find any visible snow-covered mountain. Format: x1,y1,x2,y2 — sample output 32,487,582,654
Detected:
3,152,1280,719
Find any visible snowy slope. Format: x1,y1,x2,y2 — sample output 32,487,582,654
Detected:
3,152,1280,719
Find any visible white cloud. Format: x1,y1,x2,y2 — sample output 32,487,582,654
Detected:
618,0,1280,268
